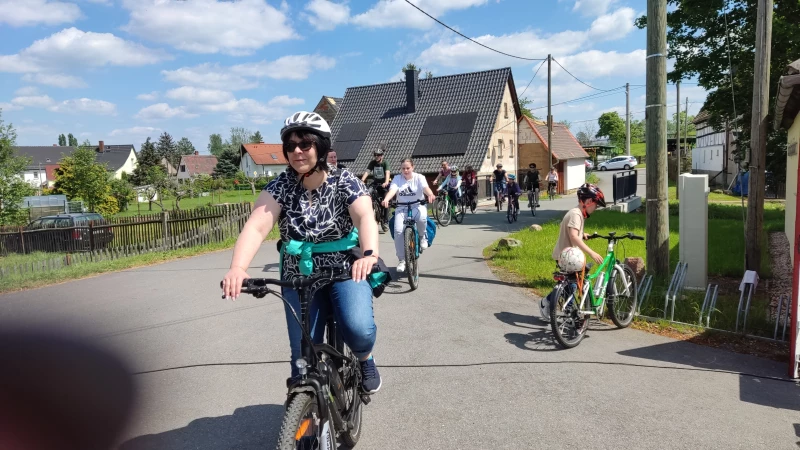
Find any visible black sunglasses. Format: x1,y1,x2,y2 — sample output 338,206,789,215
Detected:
283,140,314,152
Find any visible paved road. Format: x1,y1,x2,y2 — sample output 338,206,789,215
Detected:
1,195,798,449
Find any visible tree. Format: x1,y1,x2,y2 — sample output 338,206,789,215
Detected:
0,113,34,225
558,119,572,129
250,131,264,143
630,119,646,144
208,133,225,156
109,178,135,211
667,111,697,137
213,147,241,179
227,127,251,151
401,63,433,80
130,137,162,186
53,144,118,215
518,97,540,120
58,134,66,146
67,133,78,146
596,112,627,147
636,0,799,177
575,131,593,147
177,137,196,156
156,132,179,172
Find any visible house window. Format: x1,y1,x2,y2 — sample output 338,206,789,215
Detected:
498,139,504,157
33,171,39,179
180,165,186,172
486,148,491,159
504,102,508,119
510,139,514,158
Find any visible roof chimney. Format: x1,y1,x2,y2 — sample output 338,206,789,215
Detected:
53,144,57,146
98,140,105,152
405,69,419,114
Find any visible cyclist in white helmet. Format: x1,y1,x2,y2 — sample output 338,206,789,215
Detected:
222,111,384,394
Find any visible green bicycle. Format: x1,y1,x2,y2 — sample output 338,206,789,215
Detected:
433,189,465,226
547,232,642,349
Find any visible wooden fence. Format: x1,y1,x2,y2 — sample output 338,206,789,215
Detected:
0,203,252,279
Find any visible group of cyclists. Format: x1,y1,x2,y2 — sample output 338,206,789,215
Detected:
220,110,609,406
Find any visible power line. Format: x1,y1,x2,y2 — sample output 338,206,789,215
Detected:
530,86,627,111
552,58,616,92
518,60,547,99
403,0,546,62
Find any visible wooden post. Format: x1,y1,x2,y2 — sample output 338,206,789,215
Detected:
18,227,25,254
626,82,631,156
162,211,170,250
745,0,773,272
683,96,689,175
547,54,553,170
676,81,680,200
646,0,670,277
88,222,95,252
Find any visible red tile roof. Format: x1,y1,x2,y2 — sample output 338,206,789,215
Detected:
520,116,589,160
241,143,289,165
179,155,218,176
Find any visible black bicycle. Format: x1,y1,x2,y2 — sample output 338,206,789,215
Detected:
224,266,375,449
396,199,427,290
464,185,478,214
369,184,387,231
506,194,518,223
527,186,539,216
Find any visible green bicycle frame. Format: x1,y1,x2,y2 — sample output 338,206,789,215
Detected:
577,248,617,312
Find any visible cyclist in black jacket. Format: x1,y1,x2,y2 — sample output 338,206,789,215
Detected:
523,163,541,207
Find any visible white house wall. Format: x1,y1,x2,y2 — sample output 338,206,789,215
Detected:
693,124,725,173
565,158,585,190
479,81,517,177
114,149,138,179
786,116,799,266
241,154,286,177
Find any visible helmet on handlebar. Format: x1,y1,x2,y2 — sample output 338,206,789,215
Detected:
577,183,606,207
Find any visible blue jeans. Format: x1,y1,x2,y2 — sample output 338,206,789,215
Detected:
282,278,376,377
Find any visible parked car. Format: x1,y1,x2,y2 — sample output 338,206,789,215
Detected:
585,159,594,171
597,155,638,171
21,213,114,253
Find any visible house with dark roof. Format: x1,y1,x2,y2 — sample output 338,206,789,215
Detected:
518,116,589,193
330,68,521,195
177,152,219,180
313,96,343,125
14,141,137,188
692,110,738,187
240,143,289,177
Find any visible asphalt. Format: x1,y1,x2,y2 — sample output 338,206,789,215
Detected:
1,188,799,450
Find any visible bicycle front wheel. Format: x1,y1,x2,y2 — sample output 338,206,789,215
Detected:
608,265,639,328
276,392,335,450
454,199,465,224
437,199,451,227
404,227,419,290
549,286,588,349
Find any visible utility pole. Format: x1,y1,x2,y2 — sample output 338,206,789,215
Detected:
746,0,773,271
646,0,670,277
626,82,631,156
683,96,689,168
675,81,681,199
547,54,553,170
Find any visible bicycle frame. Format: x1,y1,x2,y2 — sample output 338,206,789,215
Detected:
572,238,632,316
399,201,422,258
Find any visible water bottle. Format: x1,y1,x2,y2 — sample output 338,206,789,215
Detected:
594,272,606,297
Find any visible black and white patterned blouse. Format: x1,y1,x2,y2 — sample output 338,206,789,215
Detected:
264,168,369,280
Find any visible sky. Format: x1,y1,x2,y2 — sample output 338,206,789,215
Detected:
0,0,708,151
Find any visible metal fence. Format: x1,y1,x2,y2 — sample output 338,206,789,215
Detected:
612,170,638,204
0,203,252,278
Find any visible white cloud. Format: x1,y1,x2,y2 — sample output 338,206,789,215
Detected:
161,64,258,91
267,95,305,107
137,91,159,101
587,7,636,41
165,86,235,104
14,86,40,96
0,28,171,76
109,126,162,139
352,0,488,29
135,103,198,120
12,95,56,108
0,0,82,27
0,102,24,112
22,73,88,88
49,98,117,115
555,49,646,79
161,54,336,89
304,0,350,31
201,95,304,125
122,0,295,55
85,0,112,4
572,0,617,17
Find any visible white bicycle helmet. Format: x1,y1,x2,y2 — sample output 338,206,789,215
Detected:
559,247,586,273
280,111,331,139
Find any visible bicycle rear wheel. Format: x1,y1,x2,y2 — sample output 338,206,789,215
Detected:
276,392,335,450
608,265,638,328
549,285,588,349
404,227,419,290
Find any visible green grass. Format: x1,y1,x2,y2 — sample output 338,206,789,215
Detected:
485,203,785,296
115,190,259,217
666,180,759,203
630,142,646,168
0,238,240,293
0,251,67,270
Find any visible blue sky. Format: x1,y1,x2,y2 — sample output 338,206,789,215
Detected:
0,0,707,151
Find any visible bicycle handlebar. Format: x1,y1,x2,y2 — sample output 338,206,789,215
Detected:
220,264,382,294
396,199,428,206
586,231,644,241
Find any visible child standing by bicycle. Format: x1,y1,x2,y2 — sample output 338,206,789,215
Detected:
382,158,436,272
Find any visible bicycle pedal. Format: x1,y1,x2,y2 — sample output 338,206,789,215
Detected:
360,394,372,405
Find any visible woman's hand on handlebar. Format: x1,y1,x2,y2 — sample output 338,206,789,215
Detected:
427,193,435,204
381,199,390,208
221,266,249,301
352,255,378,283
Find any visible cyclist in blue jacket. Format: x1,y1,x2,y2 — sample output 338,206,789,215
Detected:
506,174,522,212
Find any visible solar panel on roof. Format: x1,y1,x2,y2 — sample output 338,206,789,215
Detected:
334,122,372,160
411,112,477,157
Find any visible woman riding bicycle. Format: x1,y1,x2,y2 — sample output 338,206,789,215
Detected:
491,163,508,207
442,165,462,207
506,174,521,212
546,167,559,195
221,111,383,394
381,158,435,273
461,165,478,206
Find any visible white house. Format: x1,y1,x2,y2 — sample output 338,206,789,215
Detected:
240,143,288,177
691,111,738,187
15,141,137,188
518,116,589,193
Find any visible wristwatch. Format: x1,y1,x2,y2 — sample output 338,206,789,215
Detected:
363,250,377,258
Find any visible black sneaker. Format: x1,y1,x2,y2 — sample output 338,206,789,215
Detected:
359,357,382,394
